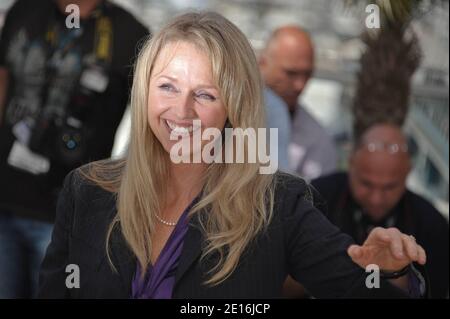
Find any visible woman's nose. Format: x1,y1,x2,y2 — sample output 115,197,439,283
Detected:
174,93,196,119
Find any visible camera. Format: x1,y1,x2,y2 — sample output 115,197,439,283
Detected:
28,113,87,167
27,60,108,167
28,83,98,167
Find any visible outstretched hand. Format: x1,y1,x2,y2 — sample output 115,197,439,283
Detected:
347,227,426,272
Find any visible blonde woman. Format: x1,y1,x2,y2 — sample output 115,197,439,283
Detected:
38,12,426,299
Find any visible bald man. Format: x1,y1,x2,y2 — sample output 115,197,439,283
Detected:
312,124,449,298
260,26,337,179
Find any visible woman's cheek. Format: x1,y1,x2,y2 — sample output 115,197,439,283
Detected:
198,108,227,130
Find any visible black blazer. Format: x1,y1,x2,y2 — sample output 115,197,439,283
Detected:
38,167,409,299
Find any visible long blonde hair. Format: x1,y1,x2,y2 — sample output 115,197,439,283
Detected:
85,11,275,285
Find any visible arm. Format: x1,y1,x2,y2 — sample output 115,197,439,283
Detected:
284,192,425,298
347,227,426,291
0,67,8,126
37,171,76,298
282,275,307,298
0,1,27,127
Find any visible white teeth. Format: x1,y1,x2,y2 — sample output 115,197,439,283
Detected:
166,120,194,136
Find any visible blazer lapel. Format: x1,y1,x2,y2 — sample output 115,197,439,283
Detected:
109,223,137,295
174,213,205,288
107,209,206,293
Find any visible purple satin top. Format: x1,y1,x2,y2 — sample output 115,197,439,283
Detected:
131,196,199,299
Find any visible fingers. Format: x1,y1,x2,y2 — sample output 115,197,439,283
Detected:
417,244,427,265
380,229,427,265
347,244,364,263
399,234,427,265
369,227,391,243
360,227,427,271
402,234,418,261
406,234,427,265
366,227,404,259
385,228,405,260
348,244,372,269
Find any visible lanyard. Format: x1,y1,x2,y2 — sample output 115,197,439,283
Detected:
336,186,413,244
44,3,113,69
38,4,113,116
46,26,84,70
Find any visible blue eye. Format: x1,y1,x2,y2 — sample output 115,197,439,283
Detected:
196,93,216,102
159,83,177,92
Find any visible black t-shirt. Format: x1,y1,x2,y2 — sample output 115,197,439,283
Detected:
0,0,149,222
312,172,449,298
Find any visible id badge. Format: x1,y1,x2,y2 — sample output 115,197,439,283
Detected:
80,67,109,93
12,119,33,145
7,141,50,175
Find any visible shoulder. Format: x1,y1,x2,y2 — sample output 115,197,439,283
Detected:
264,88,290,128
106,1,149,35
105,2,149,70
297,108,325,134
311,172,347,194
61,160,122,223
1,0,49,27
63,161,116,202
264,88,287,110
3,0,38,14
273,171,327,217
405,190,449,232
274,171,310,198
55,160,124,250
301,108,333,140
294,107,336,150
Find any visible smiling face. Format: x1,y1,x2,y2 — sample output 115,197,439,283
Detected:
147,41,228,157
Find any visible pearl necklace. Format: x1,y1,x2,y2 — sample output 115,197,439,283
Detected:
155,212,177,227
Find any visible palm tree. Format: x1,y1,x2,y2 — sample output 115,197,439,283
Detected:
347,0,441,139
